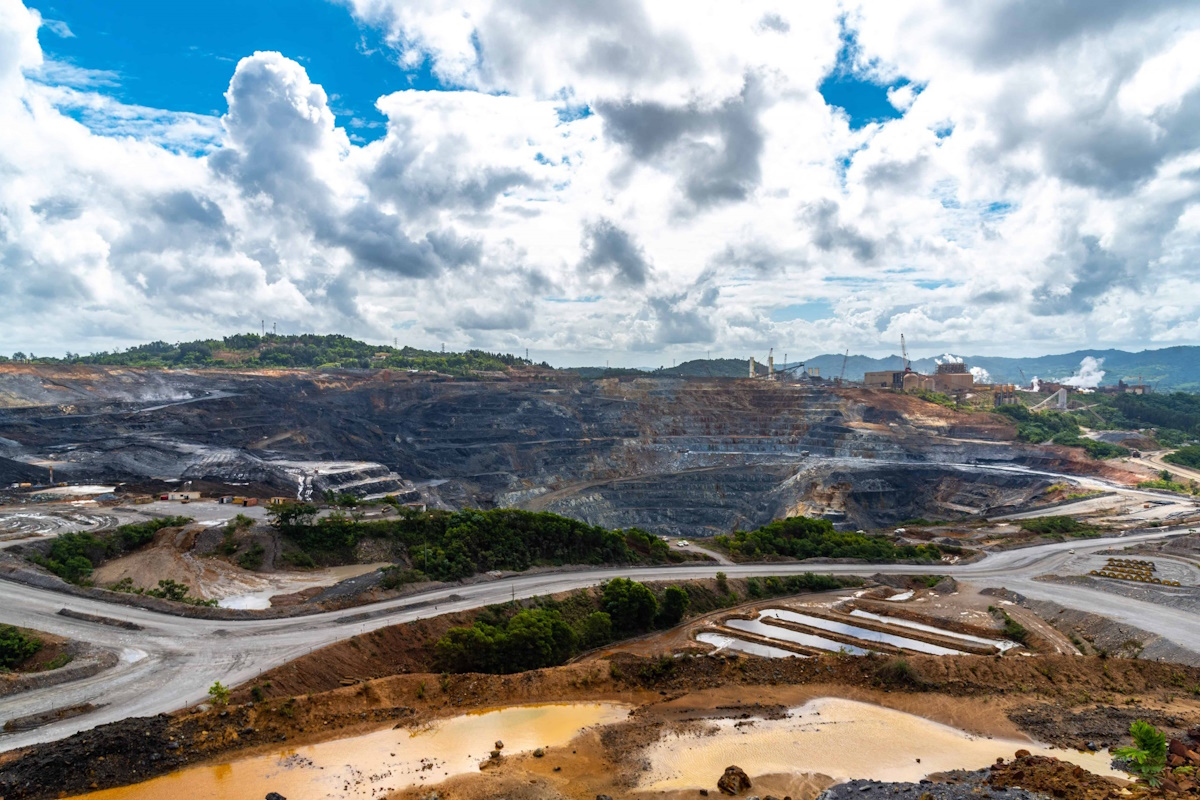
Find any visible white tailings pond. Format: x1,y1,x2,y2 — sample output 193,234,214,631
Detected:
71,703,630,799
639,697,1123,791
706,608,1014,657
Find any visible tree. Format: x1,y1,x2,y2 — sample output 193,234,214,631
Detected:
503,609,577,671
207,681,231,706
656,586,690,628
601,578,658,633
1159,469,1174,483
578,611,613,649
1114,720,1167,787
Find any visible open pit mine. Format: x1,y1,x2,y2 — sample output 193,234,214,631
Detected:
0,364,1127,532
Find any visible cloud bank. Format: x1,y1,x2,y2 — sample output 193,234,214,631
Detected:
2,0,1200,364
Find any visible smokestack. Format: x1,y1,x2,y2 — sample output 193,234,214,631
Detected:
749,357,755,378
768,348,774,379
48,465,53,485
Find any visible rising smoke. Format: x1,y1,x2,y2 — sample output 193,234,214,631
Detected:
1060,357,1106,389
935,353,991,384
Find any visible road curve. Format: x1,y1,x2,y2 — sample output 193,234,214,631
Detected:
0,527,1195,752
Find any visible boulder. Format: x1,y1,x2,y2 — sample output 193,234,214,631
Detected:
266,794,286,800
717,765,752,795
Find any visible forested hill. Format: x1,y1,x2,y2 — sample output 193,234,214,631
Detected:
2,334,535,375
798,346,1200,392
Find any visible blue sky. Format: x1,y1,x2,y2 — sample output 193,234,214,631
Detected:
28,0,442,140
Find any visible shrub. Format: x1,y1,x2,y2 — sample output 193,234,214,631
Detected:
207,681,231,706
656,586,690,628
875,657,923,688
578,611,613,649
1114,720,1167,787
0,625,42,669
237,542,265,570
715,516,940,562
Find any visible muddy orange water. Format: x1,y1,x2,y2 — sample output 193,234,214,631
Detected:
639,697,1124,791
70,703,630,800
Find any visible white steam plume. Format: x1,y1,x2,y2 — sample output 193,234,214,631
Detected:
970,366,991,383
1061,357,1106,389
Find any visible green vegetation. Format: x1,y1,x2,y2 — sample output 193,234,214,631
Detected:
715,516,941,562
109,577,218,606
268,506,675,577
20,333,536,376
1114,720,1168,787
237,542,266,570
1136,479,1200,496
30,517,192,584
996,405,1128,458
434,573,860,675
0,625,42,670
875,657,924,688
1018,515,1100,538
207,681,231,707
1164,445,1200,470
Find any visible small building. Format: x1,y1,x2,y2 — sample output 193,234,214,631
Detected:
218,495,234,504
232,496,258,507
167,491,202,501
268,496,292,506
864,370,906,389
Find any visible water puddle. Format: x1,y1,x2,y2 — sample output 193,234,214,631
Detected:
640,697,1123,791
696,631,807,658
218,563,390,609
886,590,915,602
725,617,873,655
70,703,629,800
761,609,967,656
849,610,1017,651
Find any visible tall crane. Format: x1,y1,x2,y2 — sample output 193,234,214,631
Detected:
839,349,849,383
900,334,912,373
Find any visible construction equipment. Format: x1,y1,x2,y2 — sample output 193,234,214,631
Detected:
900,334,912,373
839,349,849,383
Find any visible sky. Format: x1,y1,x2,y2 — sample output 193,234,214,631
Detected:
2,0,1199,366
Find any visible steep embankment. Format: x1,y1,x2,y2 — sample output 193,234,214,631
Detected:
0,366,1135,531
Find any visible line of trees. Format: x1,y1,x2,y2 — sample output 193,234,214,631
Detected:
9,333,534,375
714,516,942,562
268,505,675,578
434,577,689,673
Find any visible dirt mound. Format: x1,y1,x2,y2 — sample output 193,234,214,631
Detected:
989,753,1125,799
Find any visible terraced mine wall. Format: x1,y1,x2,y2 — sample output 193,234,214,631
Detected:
0,366,1098,534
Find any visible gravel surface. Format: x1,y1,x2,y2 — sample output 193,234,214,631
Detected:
818,776,1048,799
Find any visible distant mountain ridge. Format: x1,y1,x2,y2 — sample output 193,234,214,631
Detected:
794,346,1200,392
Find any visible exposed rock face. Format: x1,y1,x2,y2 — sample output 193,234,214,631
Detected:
0,367,1118,533
717,764,752,795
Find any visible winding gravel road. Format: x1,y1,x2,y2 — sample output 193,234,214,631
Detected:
0,527,1196,752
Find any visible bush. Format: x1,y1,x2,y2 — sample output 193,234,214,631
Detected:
602,578,658,632
656,586,690,628
207,681,231,706
577,611,613,649
237,542,265,570
875,657,923,688
1019,516,1099,537
1114,720,1168,787
0,625,42,669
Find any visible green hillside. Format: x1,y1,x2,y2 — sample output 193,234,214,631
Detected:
6,334,532,376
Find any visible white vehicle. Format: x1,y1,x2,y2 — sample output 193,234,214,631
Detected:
894,528,907,534
1068,549,1076,554
676,539,689,547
